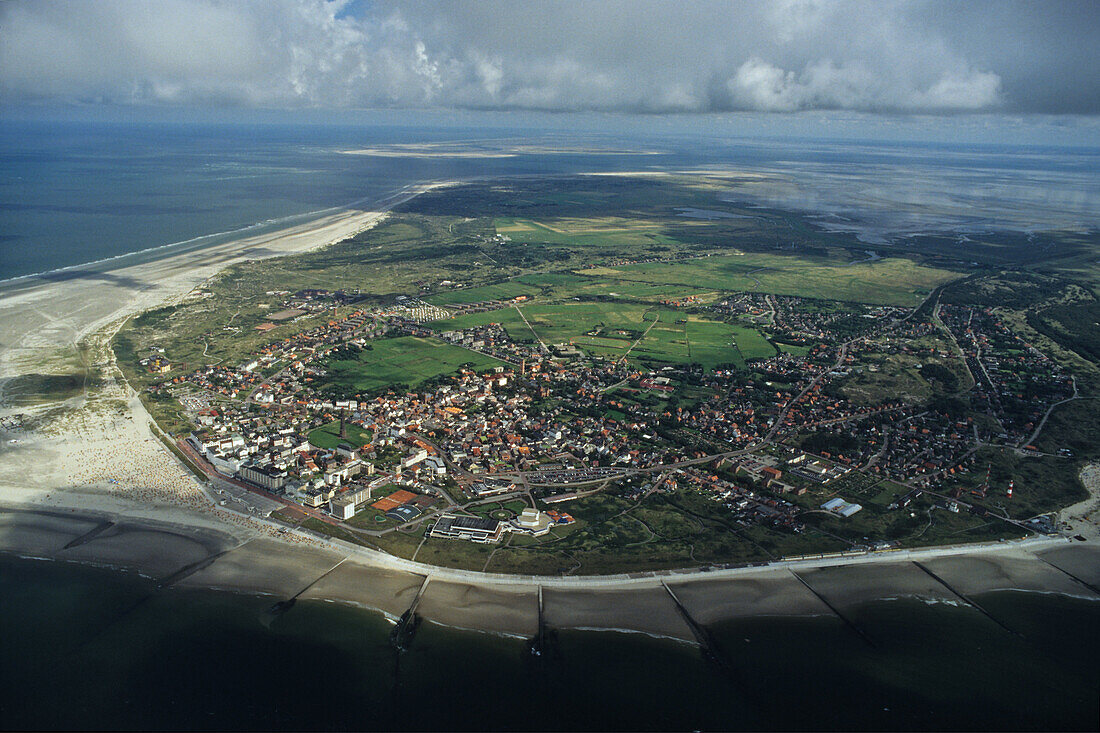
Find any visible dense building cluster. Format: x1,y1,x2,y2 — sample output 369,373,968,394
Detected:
135,282,1077,545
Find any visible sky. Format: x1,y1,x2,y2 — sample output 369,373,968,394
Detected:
1,0,1098,143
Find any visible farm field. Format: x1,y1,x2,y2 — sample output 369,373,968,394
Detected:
322,336,502,394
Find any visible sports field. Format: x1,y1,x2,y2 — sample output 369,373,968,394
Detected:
323,336,503,393
308,421,374,449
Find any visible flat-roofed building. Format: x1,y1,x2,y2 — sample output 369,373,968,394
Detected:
330,495,357,520
430,514,503,543
239,464,287,492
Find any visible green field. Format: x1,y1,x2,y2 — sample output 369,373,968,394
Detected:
518,271,719,302
423,281,533,306
307,420,374,449
587,253,962,306
429,301,774,368
323,336,503,394
495,216,679,250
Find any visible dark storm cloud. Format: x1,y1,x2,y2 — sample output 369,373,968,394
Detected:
0,0,1095,115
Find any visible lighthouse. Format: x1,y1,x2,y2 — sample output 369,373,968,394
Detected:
1007,479,1014,499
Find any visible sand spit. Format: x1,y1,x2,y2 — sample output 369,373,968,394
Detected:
299,562,425,618
919,551,1097,599
542,585,695,642
793,562,957,611
178,537,345,597
416,580,538,638
668,570,832,622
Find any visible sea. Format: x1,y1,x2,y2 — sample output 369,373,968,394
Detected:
1,555,1097,731
2,117,1099,281
1,117,1099,730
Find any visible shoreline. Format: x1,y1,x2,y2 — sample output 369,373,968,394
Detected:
0,174,1097,637
0,499,1095,638
0,184,433,290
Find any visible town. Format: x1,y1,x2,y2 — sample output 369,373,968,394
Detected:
130,265,1075,565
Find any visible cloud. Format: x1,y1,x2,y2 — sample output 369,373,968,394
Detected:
726,58,1001,113
0,0,1095,115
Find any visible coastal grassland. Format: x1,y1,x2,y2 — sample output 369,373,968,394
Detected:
782,475,1022,549
518,270,722,303
113,174,970,398
321,336,503,395
838,353,935,407
307,421,373,449
495,216,680,250
422,281,534,306
1027,288,1100,366
585,253,962,306
297,487,857,575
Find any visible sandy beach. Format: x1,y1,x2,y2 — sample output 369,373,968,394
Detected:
0,179,1097,641
417,579,539,637
542,585,695,641
667,570,832,621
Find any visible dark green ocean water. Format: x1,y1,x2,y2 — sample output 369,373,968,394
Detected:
1,555,1096,731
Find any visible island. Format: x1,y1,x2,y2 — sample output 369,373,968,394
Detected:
1,172,1097,646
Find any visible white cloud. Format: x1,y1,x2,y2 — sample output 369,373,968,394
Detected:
0,0,1089,114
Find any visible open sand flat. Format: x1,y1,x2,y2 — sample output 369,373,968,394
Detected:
0,508,101,557
793,562,957,610
919,551,1097,599
668,570,831,622
58,522,223,578
542,585,694,641
1036,544,1100,587
179,537,345,597
299,561,425,618
417,579,538,637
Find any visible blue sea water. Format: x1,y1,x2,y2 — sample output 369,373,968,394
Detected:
0,556,1096,731
0,120,650,280
2,118,1099,281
